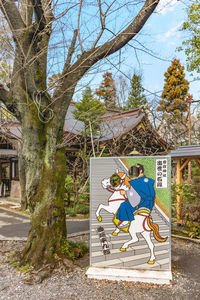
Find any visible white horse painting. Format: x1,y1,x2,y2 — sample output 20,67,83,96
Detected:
96,170,168,264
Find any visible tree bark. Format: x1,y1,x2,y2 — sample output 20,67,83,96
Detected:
20,111,68,267
18,147,27,210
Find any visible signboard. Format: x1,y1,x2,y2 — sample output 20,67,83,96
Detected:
86,156,172,284
156,158,168,189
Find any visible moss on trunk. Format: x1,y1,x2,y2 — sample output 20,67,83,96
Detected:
19,117,75,269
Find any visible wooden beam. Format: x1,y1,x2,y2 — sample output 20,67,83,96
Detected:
172,156,200,160
176,158,182,224
180,158,191,171
195,158,200,169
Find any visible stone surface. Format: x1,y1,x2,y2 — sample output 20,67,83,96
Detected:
86,267,172,284
10,180,21,200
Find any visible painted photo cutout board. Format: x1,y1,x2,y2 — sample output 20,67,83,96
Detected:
87,156,171,283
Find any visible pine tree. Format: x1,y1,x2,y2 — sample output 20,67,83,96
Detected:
72,87,105,205
157,59,189,122
125,73,147,109
73,87,105,137
95,72,117,109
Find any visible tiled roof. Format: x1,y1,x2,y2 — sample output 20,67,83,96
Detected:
64,103,144,141
4,104,167,148
99,110,145,141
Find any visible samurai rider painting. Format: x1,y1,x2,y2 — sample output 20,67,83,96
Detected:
95,164,168,264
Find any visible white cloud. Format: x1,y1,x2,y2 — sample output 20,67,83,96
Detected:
157,0,179,15
157,22,183,43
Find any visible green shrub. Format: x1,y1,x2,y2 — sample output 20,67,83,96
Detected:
61,240,88,260
65,204,89,216
172,182,200,239
75,204,89,215
65,207,77,217
183,220,200,239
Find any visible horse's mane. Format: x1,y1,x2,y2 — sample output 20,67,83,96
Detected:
117,172,131,188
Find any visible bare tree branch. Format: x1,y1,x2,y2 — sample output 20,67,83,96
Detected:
92,0,115,48
57,0,160,104
77,0,84,53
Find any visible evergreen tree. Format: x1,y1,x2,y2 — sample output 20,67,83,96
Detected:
179,1,200,73
157,59,189,121
95,72,117,109
73,87,105,137
72,87,105,205
125,73,147,109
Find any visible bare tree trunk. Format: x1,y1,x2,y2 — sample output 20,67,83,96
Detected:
73,186,79,208
20,117,68,267
18,147,27,210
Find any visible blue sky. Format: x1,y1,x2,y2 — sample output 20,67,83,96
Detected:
139,0,199,100
73,0,200,105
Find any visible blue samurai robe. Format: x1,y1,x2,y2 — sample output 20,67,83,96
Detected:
116,176,155,222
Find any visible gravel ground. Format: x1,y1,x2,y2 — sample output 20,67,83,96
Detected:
0,236,200,300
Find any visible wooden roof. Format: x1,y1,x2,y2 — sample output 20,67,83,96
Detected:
1,104,169,155
169,145,200,158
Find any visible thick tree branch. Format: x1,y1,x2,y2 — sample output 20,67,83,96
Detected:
0,83,9,105
57,0,160,105
0,83,21,119
31,0,46,31
81,0,160,66
65,29,78,68
77,0,84,53
0,0,25,33
19,0,33,27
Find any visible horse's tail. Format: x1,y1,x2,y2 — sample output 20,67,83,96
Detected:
147,218,168,243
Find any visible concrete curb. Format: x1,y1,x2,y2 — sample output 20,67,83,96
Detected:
1,233,199,244
0,206,30,218
172,234,200,244
0,231,90,242
0,206,89,221
68,231,89,238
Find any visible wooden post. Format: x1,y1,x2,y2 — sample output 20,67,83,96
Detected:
176,158,182,223
195,158,200,169
9,158,12,192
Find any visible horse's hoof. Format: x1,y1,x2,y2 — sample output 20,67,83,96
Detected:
120,248,126,252
147,260,155,264
112,232,118,236
97,216,102,222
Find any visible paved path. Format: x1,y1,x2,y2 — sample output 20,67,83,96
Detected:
0,208,89,240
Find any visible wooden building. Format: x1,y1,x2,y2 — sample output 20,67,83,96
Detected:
0,104,169,199
0,136,19,197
